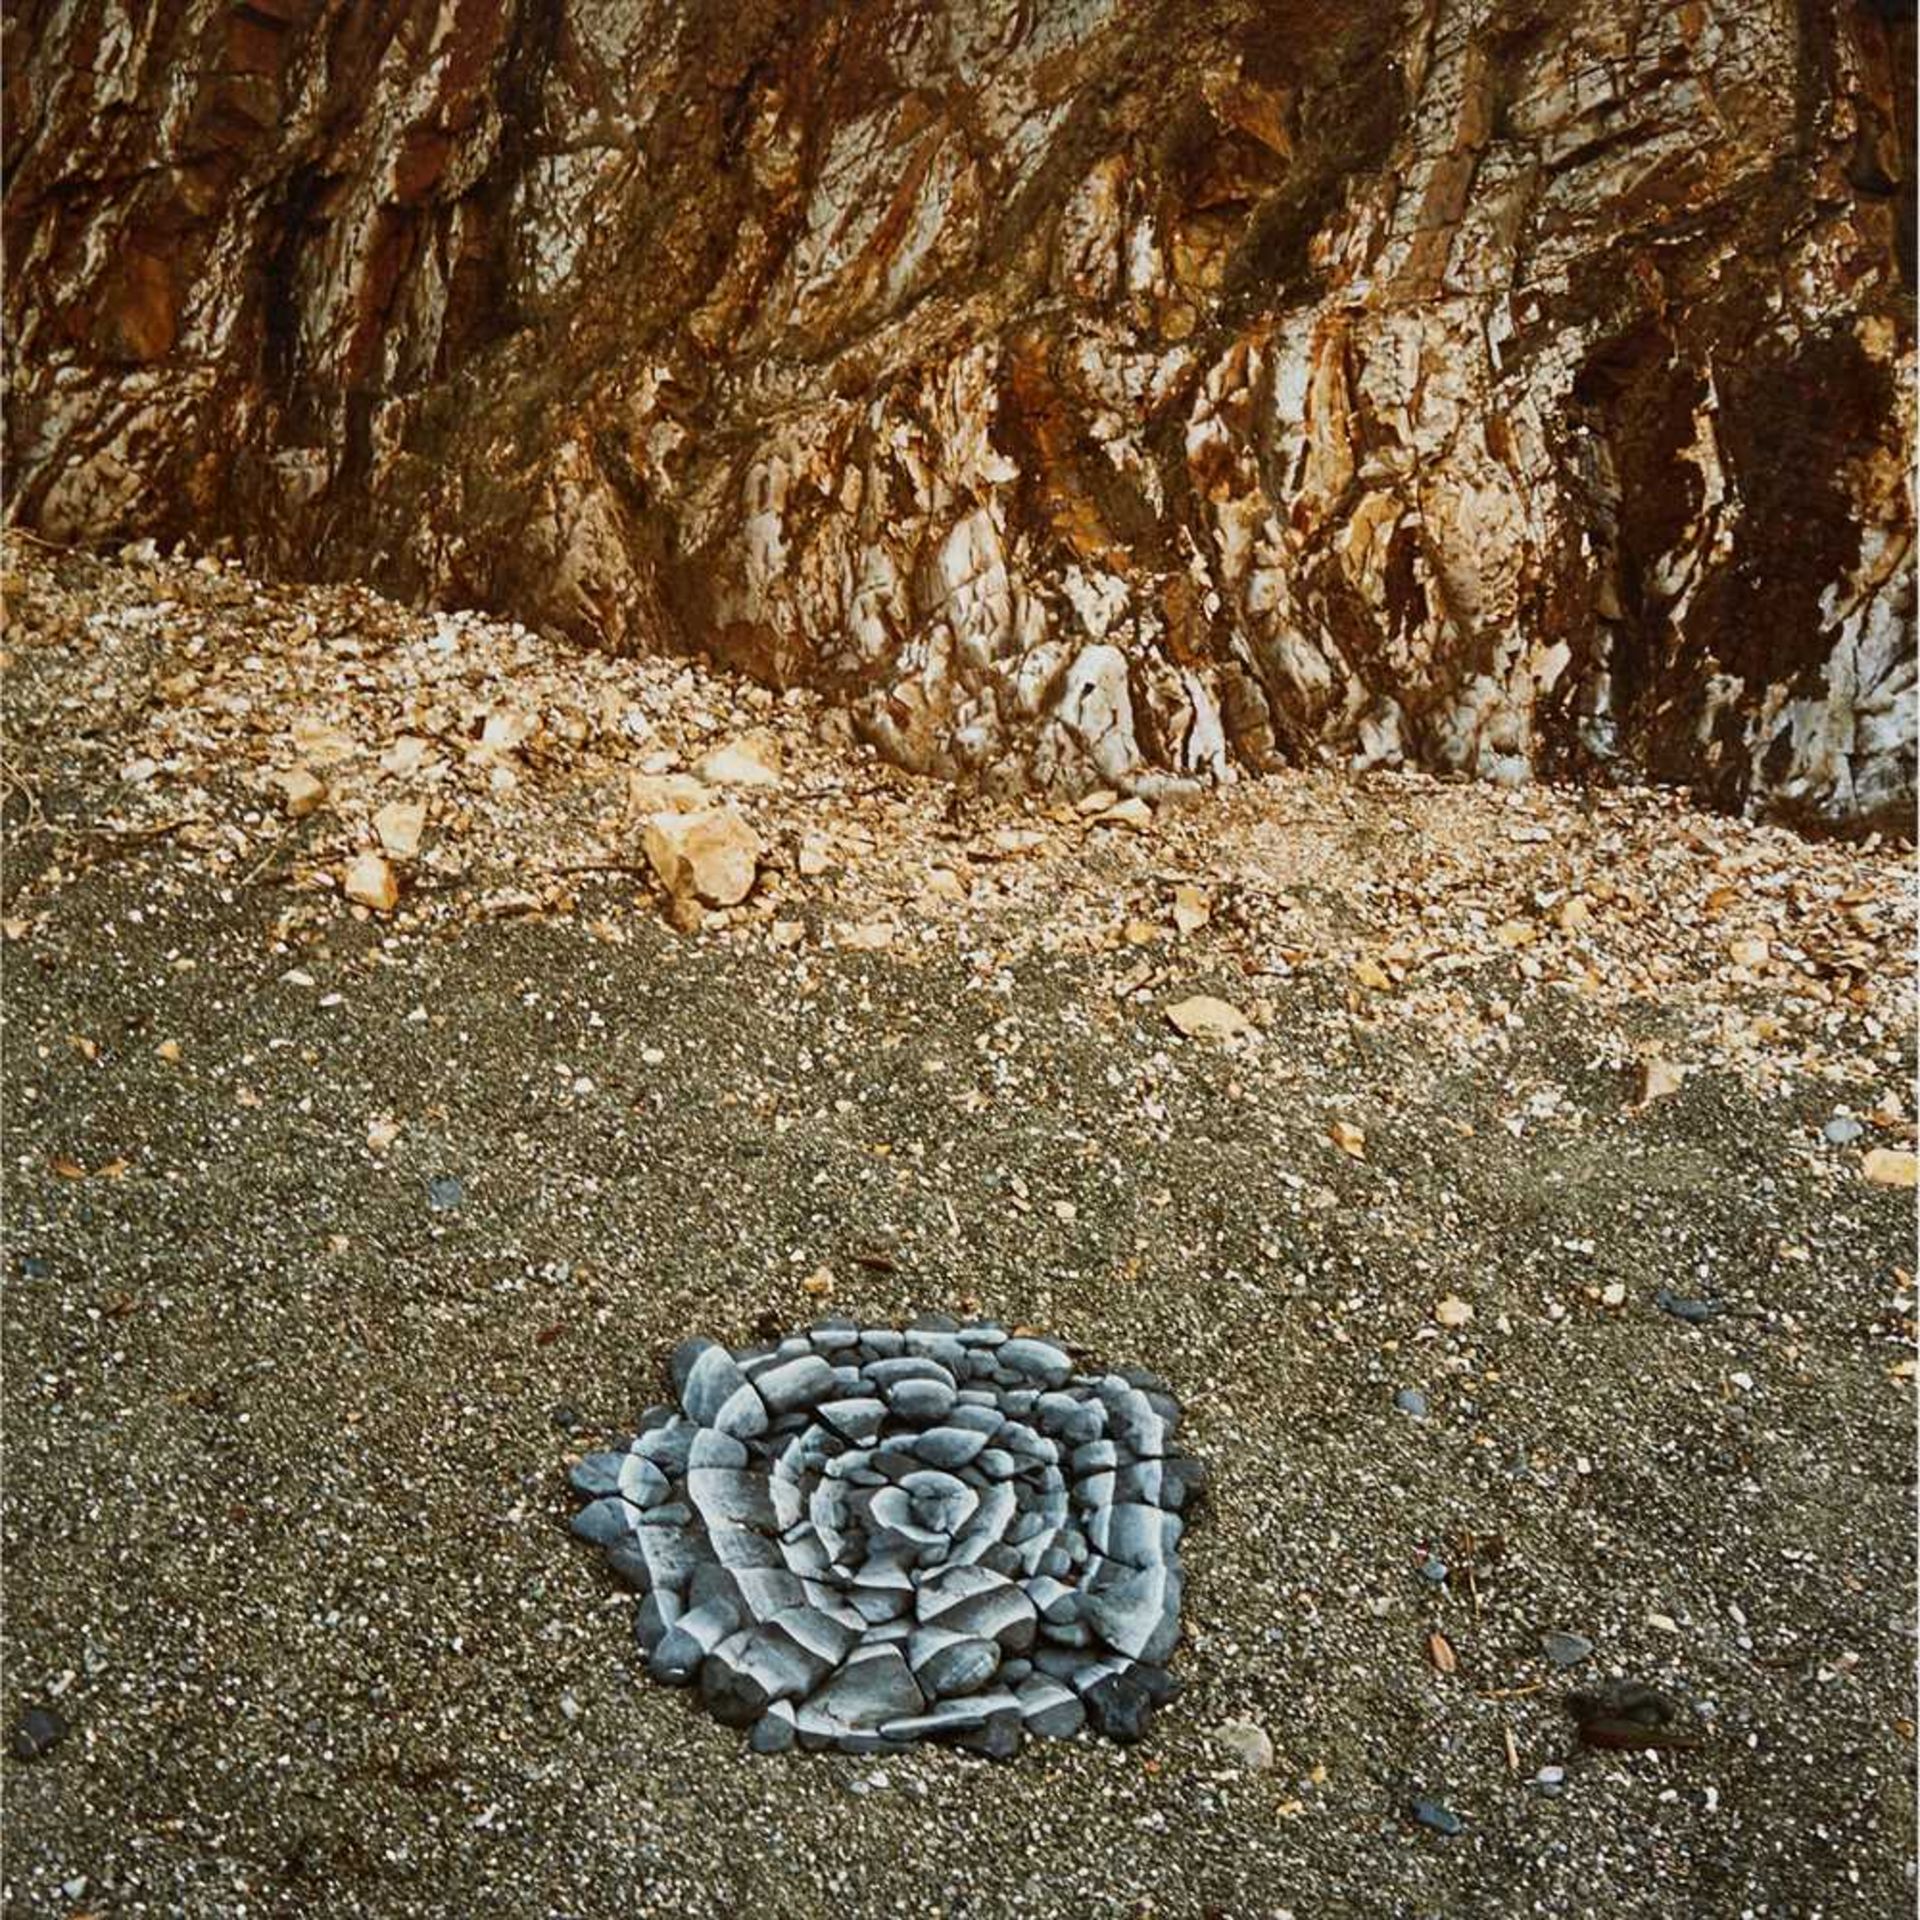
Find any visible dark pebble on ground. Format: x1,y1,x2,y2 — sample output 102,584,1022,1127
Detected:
11,1706,68,1762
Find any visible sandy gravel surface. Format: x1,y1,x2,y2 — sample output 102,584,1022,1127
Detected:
2,543,1914,1919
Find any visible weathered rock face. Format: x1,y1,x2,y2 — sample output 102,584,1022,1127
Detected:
6,0,1914,828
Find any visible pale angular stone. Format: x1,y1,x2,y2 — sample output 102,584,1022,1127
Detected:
643,807,761,912
373,799,426,858
273,766,327,818
343,852,398,912
693,736,783,788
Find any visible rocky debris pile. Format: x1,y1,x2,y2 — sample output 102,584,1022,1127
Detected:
2,538,1913,1107
567,1318,1200,1756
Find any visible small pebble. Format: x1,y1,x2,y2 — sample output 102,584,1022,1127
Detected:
1541,1631,1594,1668
1411,1797,1464,1836
427,1174,466,1210
1655,1288,1721,1324
1394,1388,1429,1419
1212,1719,1274,1770
10,1706,68,1762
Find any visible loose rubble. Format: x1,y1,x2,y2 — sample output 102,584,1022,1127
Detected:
568,1320,1198,1755
2,537,1911,1118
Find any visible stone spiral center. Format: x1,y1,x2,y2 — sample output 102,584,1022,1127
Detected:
567,1316,1201,1755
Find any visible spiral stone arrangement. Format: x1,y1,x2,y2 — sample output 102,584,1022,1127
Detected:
567,1316,1202,1756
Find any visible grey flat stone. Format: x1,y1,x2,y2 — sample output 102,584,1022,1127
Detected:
569,1497,639,1547
630,1522,706,1596
816,1396,887,1443
1541,1630,1595,1668
999,1338,1074,1386
833,1731,915,1756
943,1402,1005,1436
687,1466,779,1531
908,1626,1002,1699
914,1426,989,1469
781,1528,832,1579
756,1353,838,1415
917,1566,1037,1650
801,1645,925,1732
675,1341,769,1437
1076,1470,1116,1511
703,1522,786,1573
630,1420,699,1476
849,1584,914,1625
879,1688,1021,1740
1082,1564,1183,1663
1015,1675,1086,1738
648,1595,741,1685
1025,1576,1080,1623
669,1336,721,1395
863,1357,955,1392
634,1589,683,1654
946,1482,1018,1561
1128,1663,1183,1707
567,1452,627,1498
702,1623,834,1725
1035,1393,1106,1444
692,1563,806,1621
617,1455,670,1509
602,1542,655,1592
887,1378,958,1424
902,1330,968,1371
953,1707,1023,1759
749,1701,798,1753
1103,1386,1171,1458
766,1604,860,1669
1088,1502,1183,1568
1031,1644,1093,1681
686,1428,750,1470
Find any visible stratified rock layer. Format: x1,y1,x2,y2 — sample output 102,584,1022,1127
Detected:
568,1320,1199,1755
6,1,1913,828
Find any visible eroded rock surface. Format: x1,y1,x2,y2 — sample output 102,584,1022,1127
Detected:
6,0,1913,827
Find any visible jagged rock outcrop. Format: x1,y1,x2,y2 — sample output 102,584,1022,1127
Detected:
6,0,1914,828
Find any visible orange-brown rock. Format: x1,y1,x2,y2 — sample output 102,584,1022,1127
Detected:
5,1,1913,830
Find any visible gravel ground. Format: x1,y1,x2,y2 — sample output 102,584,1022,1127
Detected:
3,823,1915,1918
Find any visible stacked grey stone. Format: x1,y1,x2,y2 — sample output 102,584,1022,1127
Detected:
567,1316,1202,1756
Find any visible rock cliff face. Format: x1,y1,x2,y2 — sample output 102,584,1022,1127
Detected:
6,0,1914,827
